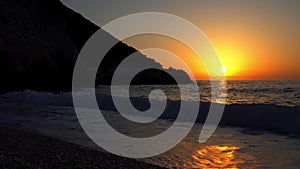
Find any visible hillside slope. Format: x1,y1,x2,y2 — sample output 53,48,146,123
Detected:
0,0,191,91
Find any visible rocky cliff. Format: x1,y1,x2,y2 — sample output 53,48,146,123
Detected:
0,0,191,91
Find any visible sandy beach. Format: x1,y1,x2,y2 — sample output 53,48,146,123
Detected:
0,126,164,169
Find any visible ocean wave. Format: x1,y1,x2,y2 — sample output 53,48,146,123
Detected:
0,90,74,107
1,90,299,135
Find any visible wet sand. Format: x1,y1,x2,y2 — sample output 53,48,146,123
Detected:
0,126,164,169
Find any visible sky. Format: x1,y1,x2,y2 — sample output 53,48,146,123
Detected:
61,0,300,80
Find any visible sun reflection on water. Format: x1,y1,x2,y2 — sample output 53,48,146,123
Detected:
185,145,253,169
211,80,227,104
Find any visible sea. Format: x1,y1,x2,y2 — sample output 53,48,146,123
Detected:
0,80,299,168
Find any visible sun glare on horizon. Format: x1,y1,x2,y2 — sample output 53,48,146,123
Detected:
220,67,226,74
214,43,249,79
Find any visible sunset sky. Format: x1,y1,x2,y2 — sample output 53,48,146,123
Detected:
62,0,300,80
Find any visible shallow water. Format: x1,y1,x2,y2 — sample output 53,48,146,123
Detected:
145,125,300,168
0,102,299,169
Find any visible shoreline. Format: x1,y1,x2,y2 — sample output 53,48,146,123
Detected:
0,125,164,169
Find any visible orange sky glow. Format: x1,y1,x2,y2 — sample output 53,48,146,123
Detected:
125,29,300,80
124,14,300,80
63,0,300,80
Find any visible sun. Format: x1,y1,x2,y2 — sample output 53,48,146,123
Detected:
215,43,247,78
220,67,227,74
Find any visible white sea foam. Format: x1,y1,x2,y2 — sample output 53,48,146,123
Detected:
1,85,300,135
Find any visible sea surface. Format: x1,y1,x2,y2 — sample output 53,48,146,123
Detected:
97,80,300,107
0,80,300,168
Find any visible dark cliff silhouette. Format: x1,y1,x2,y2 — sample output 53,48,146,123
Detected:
0,0,191,92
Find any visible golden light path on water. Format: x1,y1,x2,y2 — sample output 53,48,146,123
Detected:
184,145,254,169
